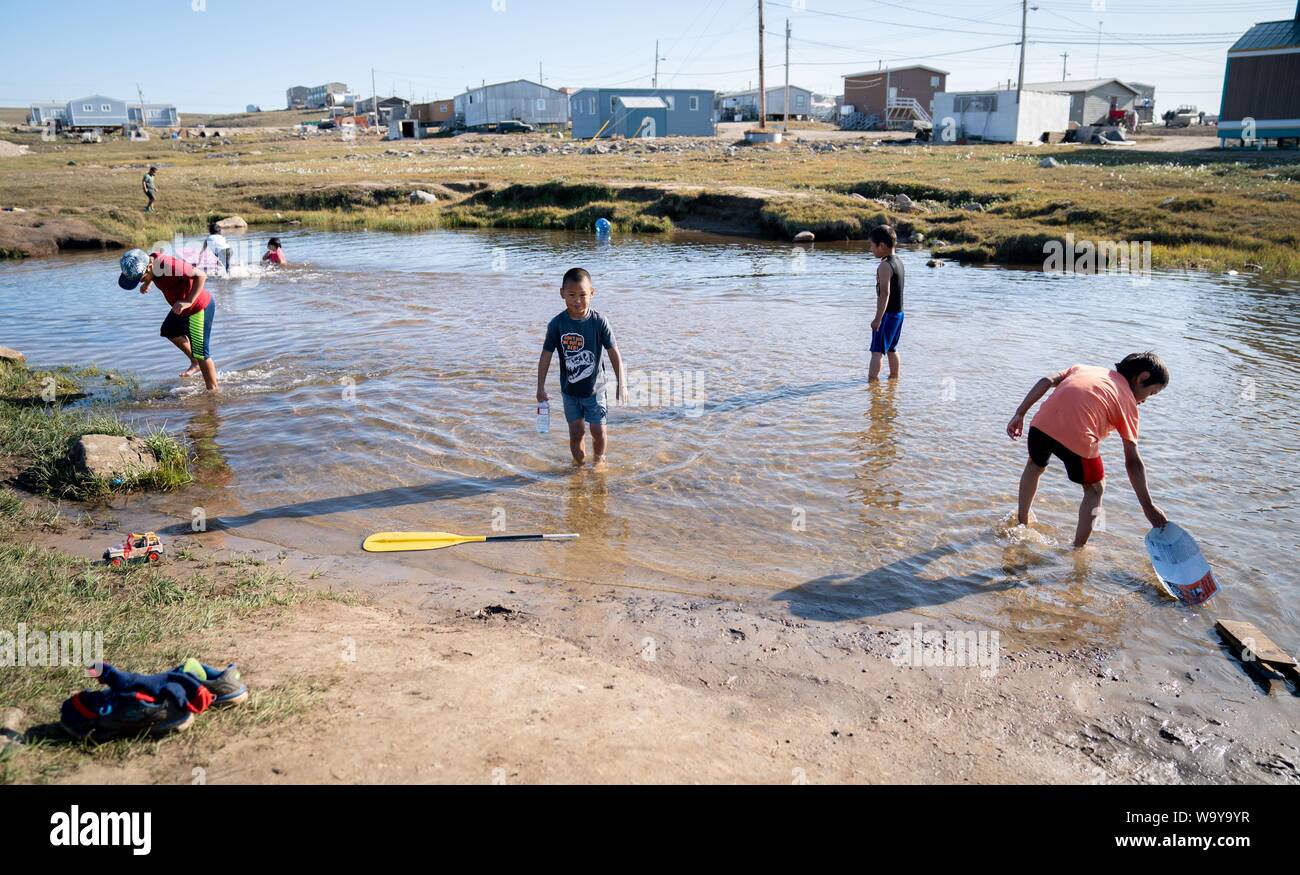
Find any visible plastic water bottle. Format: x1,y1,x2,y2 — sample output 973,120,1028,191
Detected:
536,401,550,434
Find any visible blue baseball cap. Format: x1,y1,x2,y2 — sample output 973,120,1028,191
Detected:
118,249,149,289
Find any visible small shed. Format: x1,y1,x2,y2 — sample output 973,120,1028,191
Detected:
614,96,667,138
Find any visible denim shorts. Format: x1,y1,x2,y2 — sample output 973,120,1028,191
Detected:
562,390,607,426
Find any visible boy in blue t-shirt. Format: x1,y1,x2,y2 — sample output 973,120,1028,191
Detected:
537,267,625,466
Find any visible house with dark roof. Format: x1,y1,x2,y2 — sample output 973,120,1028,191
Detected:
1217,4,1300,143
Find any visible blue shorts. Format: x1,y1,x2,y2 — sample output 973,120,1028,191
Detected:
871,312,904,354
562,391,608,426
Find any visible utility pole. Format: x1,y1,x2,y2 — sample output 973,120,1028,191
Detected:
653,40,660,89
1094,22,1103,77
1016,0,1027,103
539,62,544,86
371,67,377,123
783,18,791,132
135,82,145,136
757,0,766,130
1060,52,1068,80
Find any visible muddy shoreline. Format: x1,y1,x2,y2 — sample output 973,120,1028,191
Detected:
27,490,1297,784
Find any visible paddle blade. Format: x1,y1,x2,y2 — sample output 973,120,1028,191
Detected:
363,532,485,553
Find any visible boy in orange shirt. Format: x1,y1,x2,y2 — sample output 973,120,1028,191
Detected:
1006,352,1169,547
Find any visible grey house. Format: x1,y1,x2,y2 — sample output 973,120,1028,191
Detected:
1023,78,1141,126
66,95,129,129
717,85,815,121
570,88,715,138
28,103,67,127
454,79,569,130
128,103,180,128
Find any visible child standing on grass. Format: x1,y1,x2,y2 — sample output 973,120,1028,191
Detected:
537,268,625,466
142,166,158,212
867,225,904,381
1006,352,1169,548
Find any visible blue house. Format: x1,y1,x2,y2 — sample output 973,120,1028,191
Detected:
570,88,715,138
27,103,68,128
66,95,129,129
128,103,181,128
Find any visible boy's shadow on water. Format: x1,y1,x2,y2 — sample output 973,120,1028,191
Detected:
773,537,1037,621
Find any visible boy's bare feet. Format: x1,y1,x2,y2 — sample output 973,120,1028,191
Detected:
180,363,201,379
592,455,607,469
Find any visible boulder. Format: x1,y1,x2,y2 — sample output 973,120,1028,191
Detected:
70,434,159,480
904,232,925,244
794,231,816,243
893,194,914,212
926,259,946,268
849,193,869,202
960,201,984,212
409,190,438,205
1039,157,1060,168
213,215,247,231
0,346,24,366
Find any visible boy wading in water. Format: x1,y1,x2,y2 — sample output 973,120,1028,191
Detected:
118,248,219,393
867,225,904,381
537,268,625,466
1006,353,1169,548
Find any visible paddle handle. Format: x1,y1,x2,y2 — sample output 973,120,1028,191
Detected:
484,533,580,543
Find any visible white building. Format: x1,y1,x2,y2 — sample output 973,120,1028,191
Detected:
931,89,1071,144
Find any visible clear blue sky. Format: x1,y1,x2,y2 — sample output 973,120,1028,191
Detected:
1,0,1292,114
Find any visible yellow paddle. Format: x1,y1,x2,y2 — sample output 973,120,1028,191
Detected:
362,531,579,553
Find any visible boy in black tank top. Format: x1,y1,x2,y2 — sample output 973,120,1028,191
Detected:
868,225,905,381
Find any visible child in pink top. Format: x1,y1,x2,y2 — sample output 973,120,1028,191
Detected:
1006,352,1170,547
262,237,286,266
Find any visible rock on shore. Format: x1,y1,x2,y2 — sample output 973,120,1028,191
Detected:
71,435,159,479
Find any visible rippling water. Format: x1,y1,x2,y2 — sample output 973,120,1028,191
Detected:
2,229,1297,684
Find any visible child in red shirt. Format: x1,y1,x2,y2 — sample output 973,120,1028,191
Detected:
117,248,219,392
1006,352,1169,547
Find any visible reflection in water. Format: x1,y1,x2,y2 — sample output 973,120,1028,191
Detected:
187,402,233,488
853,380,901,517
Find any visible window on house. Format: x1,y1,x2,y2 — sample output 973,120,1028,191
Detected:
954,94,997,112
101,104,111,112
536,98,545,110
689,96,699,111
590,97,597,114
665,96,675,110
611,97,617,112
796,94,805,107
83,104,93,111
440,104,447,113
931,76,941,87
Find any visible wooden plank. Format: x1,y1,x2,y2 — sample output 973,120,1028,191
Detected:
1215,620,1297,671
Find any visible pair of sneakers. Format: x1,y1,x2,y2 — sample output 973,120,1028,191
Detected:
60,659,247,741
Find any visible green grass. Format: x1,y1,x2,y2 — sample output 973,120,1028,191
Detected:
3,124,1300,274
0,495,328,783
0,362,191,499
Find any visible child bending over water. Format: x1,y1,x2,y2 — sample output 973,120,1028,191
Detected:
1006,352,1169,547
